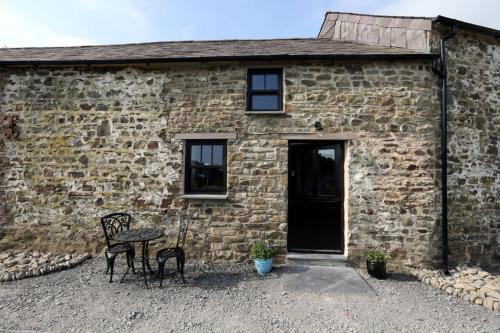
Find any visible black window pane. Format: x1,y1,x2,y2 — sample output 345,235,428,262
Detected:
190,167,224,191
317,148,336,196
201,145,212,165
191,145,201,166
213,145,223,166
207,168,224,188
251,94,279,110
265,74,279,90
252,74,265,90
318,148,335,161
186,141,227,194
191,167,206,189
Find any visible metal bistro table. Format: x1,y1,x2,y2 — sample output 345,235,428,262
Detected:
114,228,163,289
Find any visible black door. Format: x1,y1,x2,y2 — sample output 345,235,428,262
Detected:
288,142,344,253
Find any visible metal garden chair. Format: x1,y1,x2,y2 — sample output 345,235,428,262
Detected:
156,219,189,288
100,213,136,283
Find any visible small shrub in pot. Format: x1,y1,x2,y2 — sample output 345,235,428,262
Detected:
365,250,389,279
250,242,277,275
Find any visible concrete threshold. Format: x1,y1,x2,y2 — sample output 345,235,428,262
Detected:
287,252,350,267
280,264,376,296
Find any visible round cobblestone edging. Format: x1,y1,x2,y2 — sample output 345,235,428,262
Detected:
0,251,92,282
412,266,500,313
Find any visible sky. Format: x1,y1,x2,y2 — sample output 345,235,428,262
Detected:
0,0,499,48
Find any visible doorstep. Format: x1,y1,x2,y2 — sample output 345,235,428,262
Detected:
280,264,376,295
286,252,350,267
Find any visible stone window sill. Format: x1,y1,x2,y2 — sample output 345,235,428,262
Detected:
244,110,288,115
179,194,228,200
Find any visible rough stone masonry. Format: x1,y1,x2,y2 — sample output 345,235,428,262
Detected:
438,29,500,268
0,59,441,269
320,13,500,269
0,18,498,271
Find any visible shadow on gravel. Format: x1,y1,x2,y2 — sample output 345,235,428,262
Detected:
383,273,418,282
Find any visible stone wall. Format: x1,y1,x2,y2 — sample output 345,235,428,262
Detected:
440,29,500,267
0,136,6,226
0,59,440,269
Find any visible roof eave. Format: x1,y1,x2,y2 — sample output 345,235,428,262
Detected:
433,16,500,38
0,53,436,67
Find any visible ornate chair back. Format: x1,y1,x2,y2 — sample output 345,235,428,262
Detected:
101,213,132,247
176,219,189,249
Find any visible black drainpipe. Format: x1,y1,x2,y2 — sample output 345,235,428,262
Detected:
431,23,457,274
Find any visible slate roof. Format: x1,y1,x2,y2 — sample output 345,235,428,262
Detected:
318,12,433,52
0,38,432,65
319,12,500,42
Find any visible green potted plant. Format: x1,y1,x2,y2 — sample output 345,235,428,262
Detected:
365,250,389,279
250,241,277,275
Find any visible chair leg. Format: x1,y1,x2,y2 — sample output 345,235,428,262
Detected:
105,254,110,274
180,253,186,283
176,256,181,273
158,259,166,289
108,254,116,283
124,249,136,275
124,252,136,275
130,254,136,275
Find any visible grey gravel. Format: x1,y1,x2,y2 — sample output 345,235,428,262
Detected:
0,258,498,332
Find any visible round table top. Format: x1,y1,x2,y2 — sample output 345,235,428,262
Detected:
114,228,164,243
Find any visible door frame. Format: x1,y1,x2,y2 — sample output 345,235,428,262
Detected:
287,140,345,254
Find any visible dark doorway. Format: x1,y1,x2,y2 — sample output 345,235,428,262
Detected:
288,141,344,253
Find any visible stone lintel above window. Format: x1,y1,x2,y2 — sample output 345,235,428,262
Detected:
174,133,237,140
280,132,359,140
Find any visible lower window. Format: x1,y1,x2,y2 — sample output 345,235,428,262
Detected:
185,140,227,194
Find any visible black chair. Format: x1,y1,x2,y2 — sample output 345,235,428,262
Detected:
156,219,189,288
100,213,136,283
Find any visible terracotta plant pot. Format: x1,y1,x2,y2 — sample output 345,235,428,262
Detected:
366,260,386,279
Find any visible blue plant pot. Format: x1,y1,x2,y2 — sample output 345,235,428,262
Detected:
254,258,273,275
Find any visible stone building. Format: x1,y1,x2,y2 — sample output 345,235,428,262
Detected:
0,12,498,271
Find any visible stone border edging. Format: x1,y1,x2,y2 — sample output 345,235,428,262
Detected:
411,266,500,313
0,251,92,282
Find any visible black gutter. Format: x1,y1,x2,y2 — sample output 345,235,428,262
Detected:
0,53,435,67
431,23,457,274
433,16,500,38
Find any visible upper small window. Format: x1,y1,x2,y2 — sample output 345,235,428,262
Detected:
247,69,282,111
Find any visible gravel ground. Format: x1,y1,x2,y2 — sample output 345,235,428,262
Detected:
0,258,498,332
